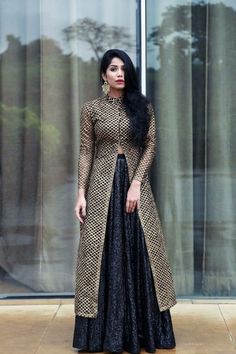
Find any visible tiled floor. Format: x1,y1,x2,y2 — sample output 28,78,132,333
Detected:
0,301,236,354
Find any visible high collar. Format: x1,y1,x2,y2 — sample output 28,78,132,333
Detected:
105,94,124,104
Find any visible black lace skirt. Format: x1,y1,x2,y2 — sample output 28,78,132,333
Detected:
73,154,176,353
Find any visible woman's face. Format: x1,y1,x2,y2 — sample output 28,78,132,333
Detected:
102,57,125,93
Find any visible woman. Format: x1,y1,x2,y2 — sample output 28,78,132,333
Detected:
73,49,177,353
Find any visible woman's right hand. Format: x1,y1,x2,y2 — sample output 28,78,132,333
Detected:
74,192,87,224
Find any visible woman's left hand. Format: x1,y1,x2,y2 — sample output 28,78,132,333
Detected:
126,180,141,213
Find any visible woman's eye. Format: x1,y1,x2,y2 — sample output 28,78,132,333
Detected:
109,66,125,72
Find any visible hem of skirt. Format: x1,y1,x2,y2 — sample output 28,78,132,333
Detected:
73,344,176,353
72,339,176,354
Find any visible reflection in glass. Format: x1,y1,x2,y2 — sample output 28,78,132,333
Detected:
147,0,236,296
0,0,137,296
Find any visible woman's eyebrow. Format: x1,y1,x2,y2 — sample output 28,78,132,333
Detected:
109,64,125,68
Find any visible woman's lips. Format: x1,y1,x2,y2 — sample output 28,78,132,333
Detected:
116,80,125,83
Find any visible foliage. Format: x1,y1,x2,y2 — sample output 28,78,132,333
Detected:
63,17,134,60
0,103,60,155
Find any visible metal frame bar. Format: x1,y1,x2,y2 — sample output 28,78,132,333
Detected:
140,0,146,95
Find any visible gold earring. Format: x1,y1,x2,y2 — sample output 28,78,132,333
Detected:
102,80,110,95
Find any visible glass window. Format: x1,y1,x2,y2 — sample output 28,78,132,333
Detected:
0,0,138,296
147,0,236,297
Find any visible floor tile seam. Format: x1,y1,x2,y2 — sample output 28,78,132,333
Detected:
218,304,236,350
33,303,61,354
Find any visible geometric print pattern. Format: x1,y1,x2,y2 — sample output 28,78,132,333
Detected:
75,94,177,317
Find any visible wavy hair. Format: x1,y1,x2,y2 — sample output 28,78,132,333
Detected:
100,49,151,148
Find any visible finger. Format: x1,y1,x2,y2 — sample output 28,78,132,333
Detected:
79,215,84,223
78,212,85,224
127,201,136,213
131,201,137,213
137,199,140,210
75,209,83,223
81,205,86,217
133,198,139,211
74,206,85,223
128,201,134,213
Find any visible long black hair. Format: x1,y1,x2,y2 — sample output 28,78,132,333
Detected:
100,49,151,148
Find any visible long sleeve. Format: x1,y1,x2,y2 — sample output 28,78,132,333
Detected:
77,102,95,192
132,103,156,183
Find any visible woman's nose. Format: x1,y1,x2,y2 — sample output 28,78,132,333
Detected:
117,69,123,77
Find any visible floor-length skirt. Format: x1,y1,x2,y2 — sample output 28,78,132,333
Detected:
73,154,176,353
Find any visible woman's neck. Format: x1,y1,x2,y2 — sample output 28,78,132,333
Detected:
107,89,124,98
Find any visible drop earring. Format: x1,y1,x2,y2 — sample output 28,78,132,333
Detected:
102,80,110,95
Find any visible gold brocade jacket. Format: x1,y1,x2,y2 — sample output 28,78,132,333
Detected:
75,94,177,317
